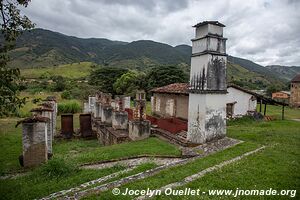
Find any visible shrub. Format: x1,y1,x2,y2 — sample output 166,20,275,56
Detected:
38,158,79,179
61,90,72,99
58,101,81,114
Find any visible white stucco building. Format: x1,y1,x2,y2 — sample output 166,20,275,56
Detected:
151,83,258,120
226,85,257,118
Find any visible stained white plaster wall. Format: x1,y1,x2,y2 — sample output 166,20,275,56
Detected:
187,93,226,144
226,87,257,117
208,24,223,36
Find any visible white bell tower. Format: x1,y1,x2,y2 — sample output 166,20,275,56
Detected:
187,21,227,144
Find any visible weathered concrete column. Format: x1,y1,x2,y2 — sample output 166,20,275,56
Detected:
95,101,102,118
100,93,113,124
44,96,57,138
123,96,131,109
112,97,128,130
17,116,49,167
88,96,96,117
101,106,113,124
30,107,53,154
83,102,90,113
187,21,227,144
128,91,151,141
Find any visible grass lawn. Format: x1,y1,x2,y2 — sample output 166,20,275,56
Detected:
85,119,300,199
1,104,299,199
20,62,95,79
257,104,300,120
0,114,180,200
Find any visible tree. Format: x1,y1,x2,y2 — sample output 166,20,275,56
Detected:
0,0,34,116
146,65,189,90
113,71,146,97
52,75,66,92
88,67,128,94
266,85,281,97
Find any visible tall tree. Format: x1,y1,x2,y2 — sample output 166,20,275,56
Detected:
113,70,146,97
146,65,189,90
89,67,128,94
0,0,34,116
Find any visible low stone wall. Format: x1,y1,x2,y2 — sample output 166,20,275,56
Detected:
128,120,151,141
112,111,128,130
96,123,130,145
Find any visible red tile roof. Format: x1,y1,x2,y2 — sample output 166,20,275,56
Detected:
291,74,300,83
150,83,189,94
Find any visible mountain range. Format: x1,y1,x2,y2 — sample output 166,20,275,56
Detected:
6,28,300,89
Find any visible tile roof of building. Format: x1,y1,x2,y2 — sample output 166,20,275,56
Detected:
150,83,288,106
150,83,189,94
291,74,300,83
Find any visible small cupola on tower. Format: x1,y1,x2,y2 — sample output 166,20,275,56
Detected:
190,21,227,93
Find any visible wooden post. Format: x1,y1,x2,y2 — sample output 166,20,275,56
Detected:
264,103,267,116
259,99,262,112
282,105,285,120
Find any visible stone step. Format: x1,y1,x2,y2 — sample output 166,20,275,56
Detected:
151,128,189,147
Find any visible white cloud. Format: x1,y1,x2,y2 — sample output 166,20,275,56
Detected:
20,0,300,66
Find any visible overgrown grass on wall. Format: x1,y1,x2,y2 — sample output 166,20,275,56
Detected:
57,101,81,115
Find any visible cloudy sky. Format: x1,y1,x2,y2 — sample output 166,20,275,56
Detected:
20,0,300,66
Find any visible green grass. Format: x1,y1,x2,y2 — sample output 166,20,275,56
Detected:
85,120,300,199
1,164,125,200
0,114,180,199
17,91,82,118
257,104,300,120
0,117,180,175
1,105,299,199
20,62,95,79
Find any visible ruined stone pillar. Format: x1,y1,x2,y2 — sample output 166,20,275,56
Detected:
18,116,49,167
45,96,57,138
95,101,102,118
83,102,90,113
187,21,227,144
128,91,151,141
30,108,53,154
100,93,113,124
112,97,128,130
88,96,96,117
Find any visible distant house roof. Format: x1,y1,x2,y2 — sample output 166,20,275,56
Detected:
291,74,300,83
151,83,288,106
278,91,291,95
150,83,189,95
193,21,225,28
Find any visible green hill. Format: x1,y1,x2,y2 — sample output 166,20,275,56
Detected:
6,28,299,89
266,65,300,80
